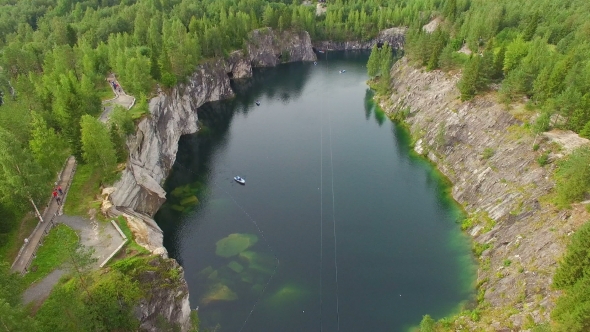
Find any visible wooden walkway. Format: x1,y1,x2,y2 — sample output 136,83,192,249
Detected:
11,156,77,274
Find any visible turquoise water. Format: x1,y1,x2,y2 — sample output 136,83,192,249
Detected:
155,51,476,331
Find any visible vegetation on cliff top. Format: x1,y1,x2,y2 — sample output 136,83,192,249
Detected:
0,0,435,260
0,0,433,329
390,0,590,330
405,0,590,140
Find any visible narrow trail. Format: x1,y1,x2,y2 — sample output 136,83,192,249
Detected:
11,156,77,275
99,74,135,123
16,75,133,307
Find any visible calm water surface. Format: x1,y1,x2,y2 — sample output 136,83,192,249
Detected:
155,52,475,332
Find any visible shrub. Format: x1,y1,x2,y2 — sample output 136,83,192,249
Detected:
537,152,549,166
482,147,495,159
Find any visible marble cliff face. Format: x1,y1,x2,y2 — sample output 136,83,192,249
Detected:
105,28,325,332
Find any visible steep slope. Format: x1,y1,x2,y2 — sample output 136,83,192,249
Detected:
103,28,317,332
382,57,590,329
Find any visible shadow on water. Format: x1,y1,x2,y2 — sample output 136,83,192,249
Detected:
155,61,316,260
155,51,476,331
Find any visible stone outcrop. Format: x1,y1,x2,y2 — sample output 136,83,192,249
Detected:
313,27,407,51
110,28,317,225
132,257,192,332
110,58,234,217
247,28,316,67
382,57,590,329
106,28,320,332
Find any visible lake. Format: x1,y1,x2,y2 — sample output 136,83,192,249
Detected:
155,51,475,332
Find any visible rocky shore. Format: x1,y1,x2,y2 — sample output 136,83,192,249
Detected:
381,57,589,329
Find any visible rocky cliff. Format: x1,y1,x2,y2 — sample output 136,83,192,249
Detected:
105,28,317,332
107,28,317,255
313,27,406,51
130,257,192,331
382,57,590,329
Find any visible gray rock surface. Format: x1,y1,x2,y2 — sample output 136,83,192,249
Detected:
133,257,192,332
313,27,407,51
247,28,317,66
107,28,327,332
382,57,589,329
110,59,234,216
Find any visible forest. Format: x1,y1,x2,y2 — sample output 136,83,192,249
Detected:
0,0,434,330
2,0,590,330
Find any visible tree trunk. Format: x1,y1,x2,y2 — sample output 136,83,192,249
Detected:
28,197,44,223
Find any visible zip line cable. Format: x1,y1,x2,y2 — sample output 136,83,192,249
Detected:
328,97,341,332
319,50,340,331
167,160,279,332
213,181,280,332
319,52,324,332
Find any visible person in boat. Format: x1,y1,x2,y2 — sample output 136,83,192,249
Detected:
255,100,260,105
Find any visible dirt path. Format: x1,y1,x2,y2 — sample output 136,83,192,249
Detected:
21,76,133,306
21,216,125,305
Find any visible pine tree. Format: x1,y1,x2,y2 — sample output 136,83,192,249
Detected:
367,44,381,77
458,55,481,101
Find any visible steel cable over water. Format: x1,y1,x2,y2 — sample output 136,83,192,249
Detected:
163,55,342,330
319,52,325,332
167,160,280,332
328,96,341,332
319,50,340,331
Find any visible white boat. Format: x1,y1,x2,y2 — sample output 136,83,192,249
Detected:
255,100,261,106
234,176,245,184
339,69,346,73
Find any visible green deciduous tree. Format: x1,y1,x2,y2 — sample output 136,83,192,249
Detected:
29,112,70,174
0,128,49,223
80,115,117,170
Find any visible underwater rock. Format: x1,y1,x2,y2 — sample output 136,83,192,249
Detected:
266,283,308,307
228,261,244,273
200,283,238,305
215,233,258,258
180,195,199,206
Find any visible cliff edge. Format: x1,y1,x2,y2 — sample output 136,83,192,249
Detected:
103,28,317,332
382,57,590,329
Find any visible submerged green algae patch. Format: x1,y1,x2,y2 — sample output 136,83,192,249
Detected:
180,195,199,206
215,233,258,258
243,252,275,275
228,261,244,273
200,283,238,305
265,283,308,308
199,266,214,277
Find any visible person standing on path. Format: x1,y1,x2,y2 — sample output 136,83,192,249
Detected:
58,186,63,196
52,190,58,201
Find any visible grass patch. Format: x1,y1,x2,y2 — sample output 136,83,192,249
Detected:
108,216,149,264
128,105,148,120
64,164,103,217
482,147,495,160
0,212,38,262
22,224,78,286
472,242,491,257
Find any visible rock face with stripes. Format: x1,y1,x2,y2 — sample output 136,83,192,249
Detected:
382,56,589,330
105,28,403,332
109,29,319,224
312,27,407,51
